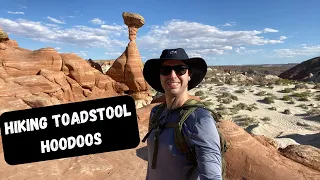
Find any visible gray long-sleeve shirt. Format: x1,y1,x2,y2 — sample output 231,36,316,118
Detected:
146,105,222,180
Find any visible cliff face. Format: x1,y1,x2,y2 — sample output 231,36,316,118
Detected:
279,57,320,82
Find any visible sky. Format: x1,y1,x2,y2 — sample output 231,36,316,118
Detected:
0,0,320,66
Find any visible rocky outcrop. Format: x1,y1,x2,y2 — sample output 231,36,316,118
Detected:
219,120,320,179
106,12,149,99
279,56,320,83
0,12,154,113
279,145,320,172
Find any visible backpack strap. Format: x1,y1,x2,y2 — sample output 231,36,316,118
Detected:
142,103,166,143
166,99,226,179
165,105,198,178
141,103,167,169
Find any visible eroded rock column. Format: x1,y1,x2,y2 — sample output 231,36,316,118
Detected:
106,12,151,105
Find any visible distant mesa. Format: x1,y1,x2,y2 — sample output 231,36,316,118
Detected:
279,56,320,83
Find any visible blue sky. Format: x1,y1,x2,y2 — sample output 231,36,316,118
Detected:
1,0,319,65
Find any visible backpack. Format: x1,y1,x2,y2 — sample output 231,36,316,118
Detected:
142,99,227,179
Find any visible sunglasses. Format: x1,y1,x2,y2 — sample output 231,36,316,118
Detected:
160,65,189,76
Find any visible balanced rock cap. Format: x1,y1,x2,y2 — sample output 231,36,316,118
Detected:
0,28,9,41
122,12,145,28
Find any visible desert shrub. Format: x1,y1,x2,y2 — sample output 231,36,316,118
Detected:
247,103,258,111
282,95,292,101
266,93,278,99
287,99,295,104
256,91,267,96
235,89,245,94
294,84,309,90
268,107,277,111
292,92,311,101
203,101,214,106
232,103,248,111
200,95,207,100
195,90,205,96
217,92,238,103
297,103,308,110
306,108,320,115
283,109,291,114
275,78,293,85
292,91,311,98
261,117,271,122
267,85,274,89
217,104,227,111
313,84,320,90
280,88,293,93
263,96,275,104
219,92,231,98
297,96,309,101
233,115,258,127
230,94,238,101
219,97,233,104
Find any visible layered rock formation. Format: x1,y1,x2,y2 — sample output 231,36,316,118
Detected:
0,14,152,114
279,56,320,83
219,120,320,179
105,12,150,102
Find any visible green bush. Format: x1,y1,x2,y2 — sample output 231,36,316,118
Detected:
263,97,275,104
256,91,266,96
280,88,293,93
306,108,320,115
195,90,205,96
268,107,277,111
235,89,245,94
297,103,308,110
294,84,309,90
282,95,292,101
233,115,258,127
261,117,271,122
247,103,259,111
283,109,291,114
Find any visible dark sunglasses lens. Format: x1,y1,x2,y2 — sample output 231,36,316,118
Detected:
160,66,172,75
175,66,188,75
160,65,188,76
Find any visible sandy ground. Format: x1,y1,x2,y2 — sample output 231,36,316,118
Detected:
189,82,320,149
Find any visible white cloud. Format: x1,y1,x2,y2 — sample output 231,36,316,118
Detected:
8,11,24,15
47,16,65,24
55,47,61,50
0,18,127,49
137,19,284,57
19,5,28,9
236,47,263,54
263,28,279,33
90,18,105,25
279,36,287,40
105,52,122,56
223,22,236,27
273,44,320,58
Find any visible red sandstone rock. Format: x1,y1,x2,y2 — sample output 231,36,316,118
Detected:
279,144,320,172
106,12,149,98
218,120,320,180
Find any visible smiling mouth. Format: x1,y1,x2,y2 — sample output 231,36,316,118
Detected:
166,81,180,88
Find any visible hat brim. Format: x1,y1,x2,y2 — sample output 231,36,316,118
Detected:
143,57,207,93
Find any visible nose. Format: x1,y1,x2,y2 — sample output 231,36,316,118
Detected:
168,69,177,78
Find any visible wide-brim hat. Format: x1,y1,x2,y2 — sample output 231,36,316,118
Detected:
143,48,207,93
